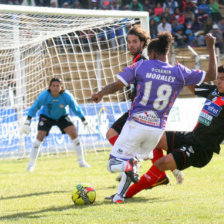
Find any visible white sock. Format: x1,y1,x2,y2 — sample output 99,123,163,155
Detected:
28,139,41,165
72,137,85,163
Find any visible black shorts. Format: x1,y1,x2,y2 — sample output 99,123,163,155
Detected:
38,114,74,136
166,131,214,170
111,112,129,135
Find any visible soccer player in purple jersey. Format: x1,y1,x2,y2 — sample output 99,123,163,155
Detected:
126,65,224,197
92,31,217,203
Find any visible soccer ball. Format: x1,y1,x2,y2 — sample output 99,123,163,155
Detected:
72,183,96,205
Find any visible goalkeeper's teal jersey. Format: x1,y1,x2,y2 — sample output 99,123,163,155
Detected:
27,90,85,120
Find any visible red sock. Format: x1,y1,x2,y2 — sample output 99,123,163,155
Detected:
125,165,162,198
108,135,118,146
151,148,166,178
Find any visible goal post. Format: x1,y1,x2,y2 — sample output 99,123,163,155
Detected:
0,5,149,159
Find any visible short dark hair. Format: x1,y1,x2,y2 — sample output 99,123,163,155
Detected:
49,78,62,86
127,26,151,49
48,78,64,93
218,65,224,73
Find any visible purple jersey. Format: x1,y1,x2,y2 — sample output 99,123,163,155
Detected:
117,59,206,129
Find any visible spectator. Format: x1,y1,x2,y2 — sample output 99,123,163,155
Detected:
90,0,100,9
73,0,81,8
209,24,224,54
100,0,112,9
185,23,195,46
184,6,195,24
209,0,222,22
191,0,199,15
130,0,144,11
157,16,172,34
198,0,211,14
203,17,213,34
197,7,209,24
218,17,224,38
171,17,184,34
143,0,154,11
35,0,50,6
183,0,193,11
111,0,120,9
149,18,158,39
163,0,179,14
21,0,36,6
171,7,185,24
161,7,172,23
154,3,163,16
50,0,57,7
174,28,187,48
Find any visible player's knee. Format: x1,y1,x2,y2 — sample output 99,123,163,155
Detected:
154,154,175,171
107,159,114,173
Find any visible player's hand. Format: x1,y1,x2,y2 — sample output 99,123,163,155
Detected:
92,92,102,103
205,33,216,48
82,120,94,133
21,120,31,135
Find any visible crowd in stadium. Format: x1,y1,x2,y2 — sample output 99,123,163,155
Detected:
1,0,224,50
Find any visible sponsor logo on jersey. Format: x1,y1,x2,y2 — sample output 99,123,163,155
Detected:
132,110,160,126
202,99,222,117
60,104,65,108
198,111,213,126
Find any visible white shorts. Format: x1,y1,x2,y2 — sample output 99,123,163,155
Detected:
110,120,164,160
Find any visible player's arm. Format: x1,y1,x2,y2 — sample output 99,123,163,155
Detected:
66,91,86,121
92,62,137,103
204,33,217,82
21,91,44,134
92,80,125,103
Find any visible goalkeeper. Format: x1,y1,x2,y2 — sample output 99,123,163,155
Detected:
21,78,90,171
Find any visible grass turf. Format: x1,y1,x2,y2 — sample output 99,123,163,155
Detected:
0,147,224,224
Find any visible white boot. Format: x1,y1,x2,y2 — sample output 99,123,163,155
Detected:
172,169,184,184
79,160,91,168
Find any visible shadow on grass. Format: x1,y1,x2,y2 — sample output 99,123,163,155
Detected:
0,196,175,221
0,190,70,200
0,204,75,221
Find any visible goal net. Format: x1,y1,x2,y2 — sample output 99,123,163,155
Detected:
0,5,149,159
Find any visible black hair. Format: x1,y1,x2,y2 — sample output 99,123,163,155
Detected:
48,78,64,94
218,65,224,73
147,31,173,55
127,26,151,49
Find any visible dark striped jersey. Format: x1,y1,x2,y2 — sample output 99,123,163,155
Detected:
193,84,224,154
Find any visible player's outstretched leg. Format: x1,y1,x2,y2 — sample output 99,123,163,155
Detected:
27,139,41,172
149,148,169,189
72,138,90,168
125,164,162,198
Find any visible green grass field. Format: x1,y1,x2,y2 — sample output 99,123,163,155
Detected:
0,147,224,224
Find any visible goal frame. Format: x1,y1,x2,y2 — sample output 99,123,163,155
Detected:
0,5,149,158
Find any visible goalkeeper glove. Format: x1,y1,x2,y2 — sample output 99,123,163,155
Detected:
21,119,31,135
82,118,94,133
